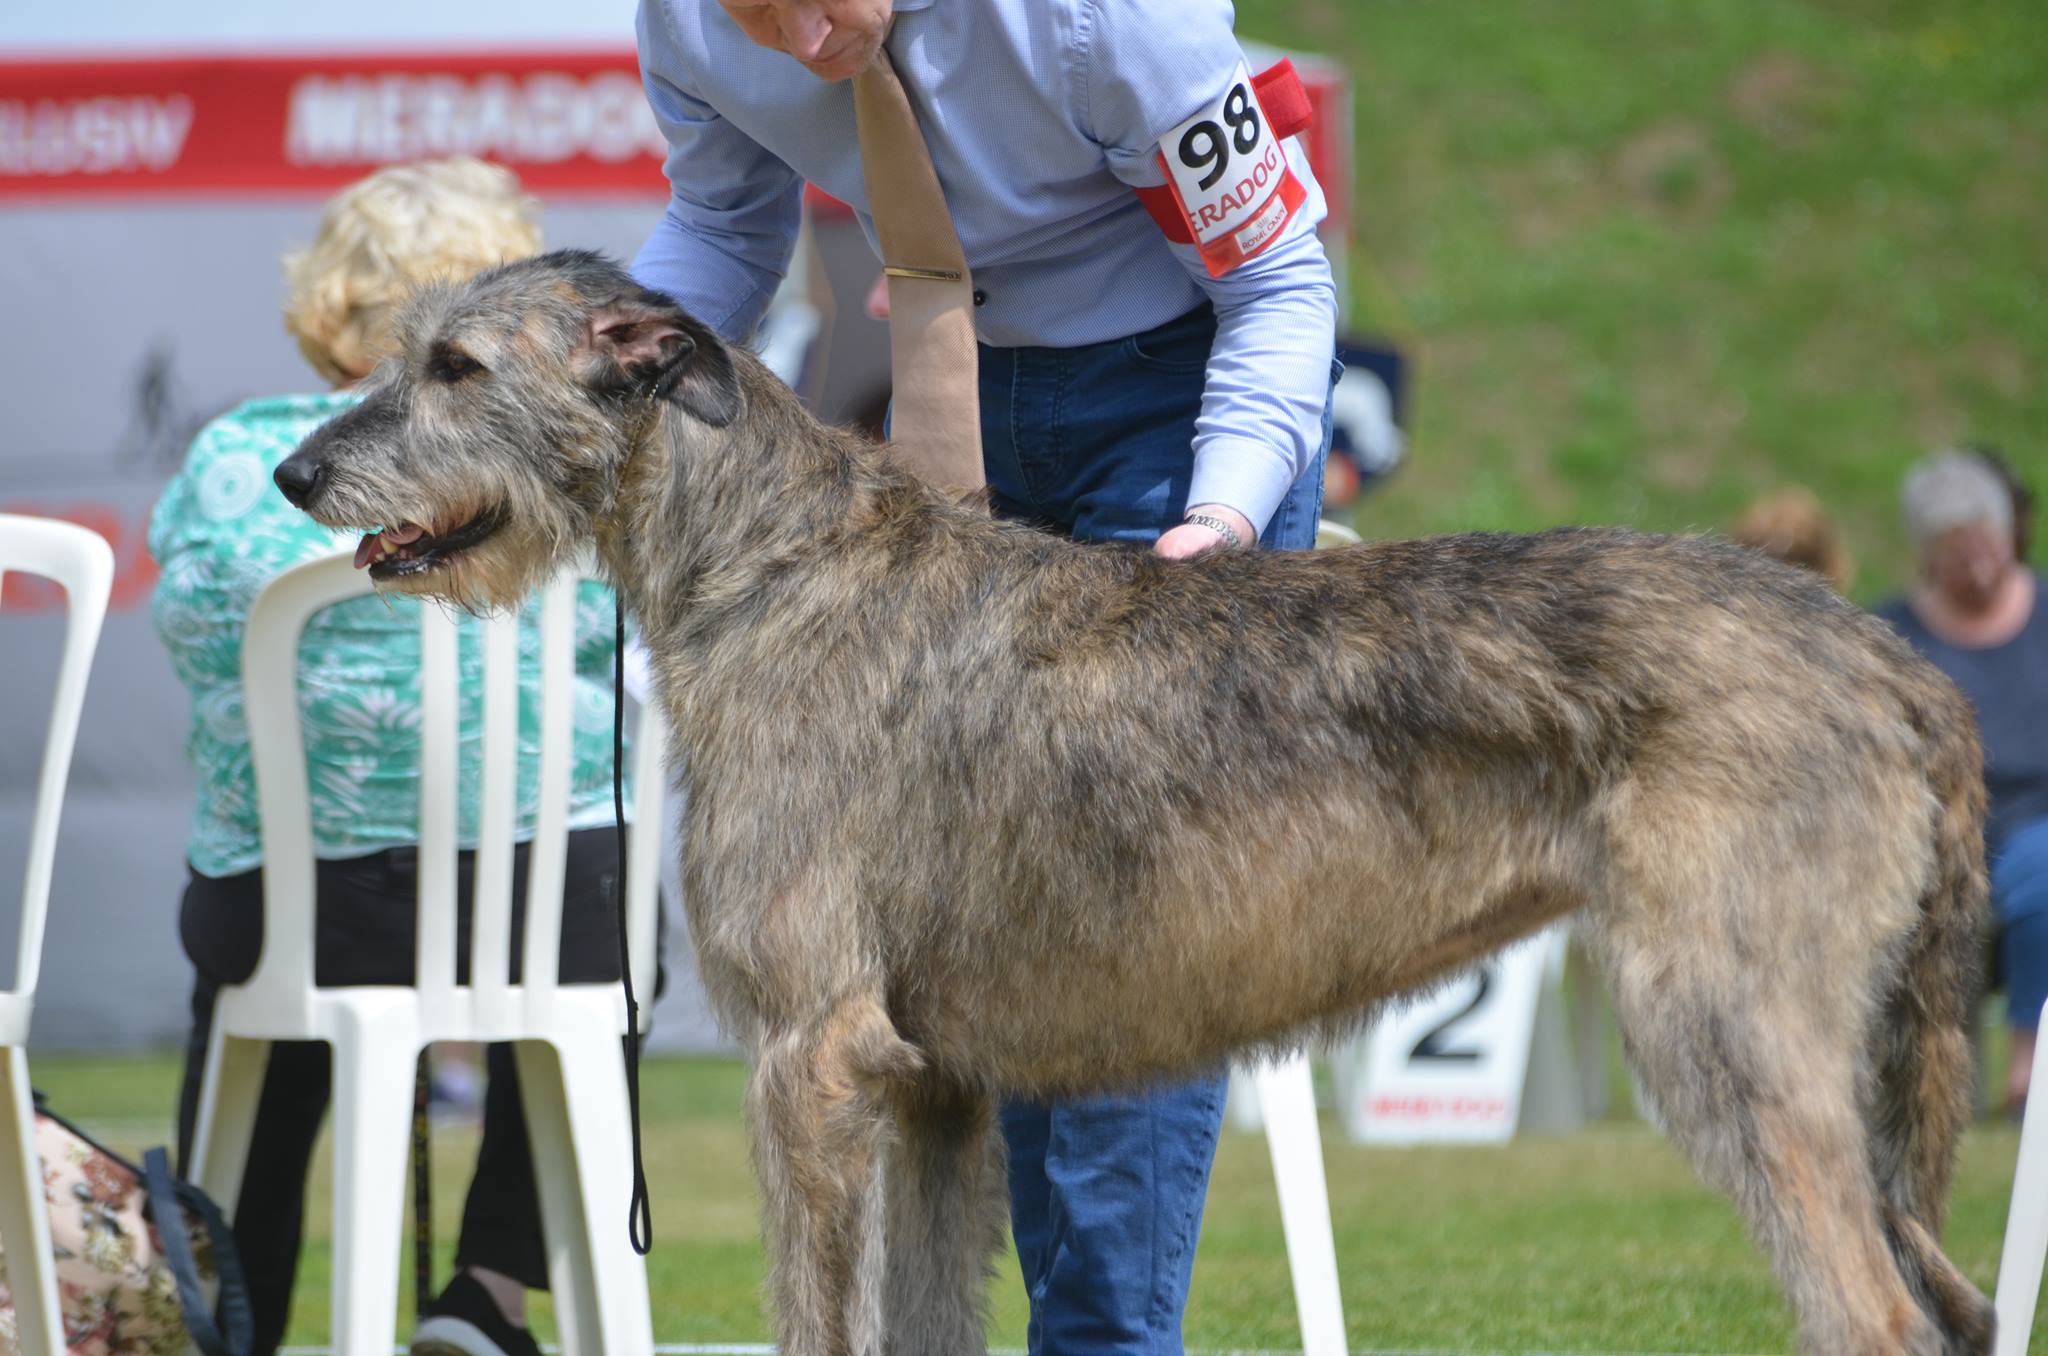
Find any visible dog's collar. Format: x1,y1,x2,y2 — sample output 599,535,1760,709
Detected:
646,368,683,403
615,382,670,482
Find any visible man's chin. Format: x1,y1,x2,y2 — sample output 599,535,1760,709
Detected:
804,35,882,82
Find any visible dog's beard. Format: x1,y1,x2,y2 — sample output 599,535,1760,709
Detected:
304,474,569,614
367,523,565,615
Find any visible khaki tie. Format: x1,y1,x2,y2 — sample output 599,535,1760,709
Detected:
853,44,986,498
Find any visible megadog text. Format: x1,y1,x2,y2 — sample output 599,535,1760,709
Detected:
286,72,666,166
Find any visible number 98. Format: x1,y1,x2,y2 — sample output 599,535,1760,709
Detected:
1176,82,1262,192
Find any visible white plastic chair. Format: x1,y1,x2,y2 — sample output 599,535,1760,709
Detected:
189,552,665,1356
1996,1000,2048,1356
1219,514,1357,1356
0,514,115,1356
1249,1056,1347,1356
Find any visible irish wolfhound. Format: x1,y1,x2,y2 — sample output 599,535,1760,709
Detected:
277,250,1995,1356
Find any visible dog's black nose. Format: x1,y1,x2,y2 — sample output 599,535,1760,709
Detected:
273,455,326,509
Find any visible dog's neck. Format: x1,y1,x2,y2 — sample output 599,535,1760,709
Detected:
594,359,958,692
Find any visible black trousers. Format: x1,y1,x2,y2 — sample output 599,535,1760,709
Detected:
174,829,652,1355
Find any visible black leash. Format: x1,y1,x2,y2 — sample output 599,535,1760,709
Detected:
616,598,653,1254
411,1058,433,1313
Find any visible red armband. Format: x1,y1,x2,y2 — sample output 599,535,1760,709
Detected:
1133,59,1313,273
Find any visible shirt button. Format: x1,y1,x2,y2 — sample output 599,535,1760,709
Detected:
972,288,988,307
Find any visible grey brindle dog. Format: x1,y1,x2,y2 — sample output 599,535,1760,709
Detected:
278,250,1995,1356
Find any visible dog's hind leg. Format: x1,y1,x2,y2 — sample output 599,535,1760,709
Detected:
882,1073,1008,1356
1866,695,1998,1354
748,996,924,1356
1600,925,1946,1356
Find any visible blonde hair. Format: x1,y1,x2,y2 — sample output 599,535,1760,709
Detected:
283,158,542,385
1731,487,1853,592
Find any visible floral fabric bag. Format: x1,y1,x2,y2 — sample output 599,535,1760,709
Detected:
0,1097,250,1356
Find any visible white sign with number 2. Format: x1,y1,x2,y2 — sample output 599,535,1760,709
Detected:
1347,930,1565,1145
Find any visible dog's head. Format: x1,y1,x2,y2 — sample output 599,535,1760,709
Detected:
276,249,741,610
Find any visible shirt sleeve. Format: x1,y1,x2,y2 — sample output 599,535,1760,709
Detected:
1080,0,1338,536
631,0,806,344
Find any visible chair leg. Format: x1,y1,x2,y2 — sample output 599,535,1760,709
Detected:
189,1027,271,1227
1995,999,2048,1356
0,1047,65,1356
1253,1054,1348,1356
329,1009,419,1356
515,1021,653,1356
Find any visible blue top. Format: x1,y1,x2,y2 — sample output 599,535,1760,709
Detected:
148,392,629,877
632,0,1338,536
1878,576,2048,859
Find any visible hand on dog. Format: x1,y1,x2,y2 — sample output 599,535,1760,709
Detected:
1154,504,1254,559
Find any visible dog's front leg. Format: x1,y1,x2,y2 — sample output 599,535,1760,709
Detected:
883,1074,1007,1356
748,997,921,1356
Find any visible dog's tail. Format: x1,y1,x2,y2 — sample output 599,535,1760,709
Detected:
1869,663,1995,1352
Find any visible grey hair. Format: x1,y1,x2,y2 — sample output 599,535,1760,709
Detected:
1903,450,2013,547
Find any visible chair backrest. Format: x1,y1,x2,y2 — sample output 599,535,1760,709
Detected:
0,514,115,1043
1315,518,1362,551
239,551,666,1034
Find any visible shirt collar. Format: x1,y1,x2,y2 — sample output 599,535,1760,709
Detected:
891,0,936,11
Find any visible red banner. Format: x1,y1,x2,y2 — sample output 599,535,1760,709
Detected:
0,49,670,199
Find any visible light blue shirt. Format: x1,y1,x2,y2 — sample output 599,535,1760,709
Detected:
632,0,1339,535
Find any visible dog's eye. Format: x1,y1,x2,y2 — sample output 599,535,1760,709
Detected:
429,348,483,383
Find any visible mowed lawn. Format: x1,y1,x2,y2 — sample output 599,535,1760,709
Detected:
26,1,2047,1352
32,1041,2046,1354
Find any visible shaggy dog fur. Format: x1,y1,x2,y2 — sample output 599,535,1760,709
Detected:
278,251,1995,1356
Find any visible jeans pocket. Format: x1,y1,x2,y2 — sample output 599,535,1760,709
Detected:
1120,305,1217,374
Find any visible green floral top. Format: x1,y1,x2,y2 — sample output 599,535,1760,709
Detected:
148,391,629,878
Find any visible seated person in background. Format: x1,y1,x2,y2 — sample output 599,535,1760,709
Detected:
1731,486,1852,592
149,158,640,1356
1876,447,2047,1114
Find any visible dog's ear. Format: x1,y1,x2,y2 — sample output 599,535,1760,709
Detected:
580,294,742,428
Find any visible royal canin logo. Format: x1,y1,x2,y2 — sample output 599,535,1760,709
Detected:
285,70,666,166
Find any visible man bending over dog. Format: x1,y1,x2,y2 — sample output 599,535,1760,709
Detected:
280,246,1995,1356
269,3,2002,1351
631,0,1339,1350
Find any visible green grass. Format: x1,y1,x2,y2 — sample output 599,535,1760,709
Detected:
26,7,2048,1349
1229,0,2048,600
29,1047,2046,1353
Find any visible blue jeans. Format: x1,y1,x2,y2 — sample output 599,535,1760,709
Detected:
978,303,1333,1356
1996,818,2048,1031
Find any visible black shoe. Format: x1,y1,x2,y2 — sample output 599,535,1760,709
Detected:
410,1273,542,1356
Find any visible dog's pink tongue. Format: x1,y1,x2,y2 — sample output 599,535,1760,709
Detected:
351,523,427,569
